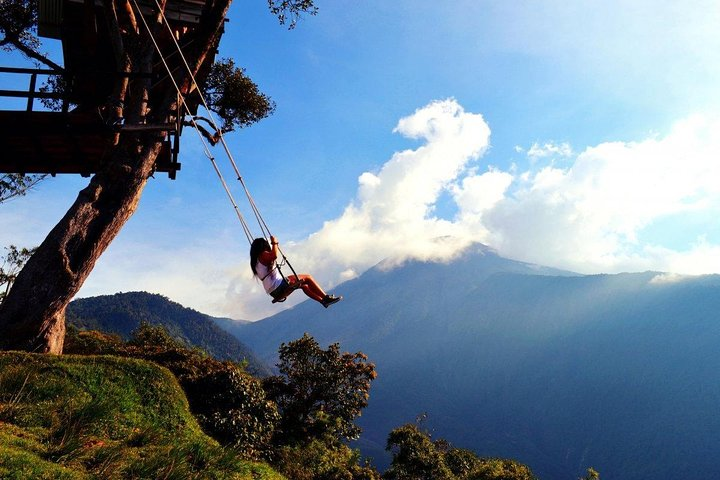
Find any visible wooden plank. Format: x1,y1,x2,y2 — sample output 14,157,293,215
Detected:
0,111,179,177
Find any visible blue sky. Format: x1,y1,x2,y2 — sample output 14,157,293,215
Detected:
2,0,720,319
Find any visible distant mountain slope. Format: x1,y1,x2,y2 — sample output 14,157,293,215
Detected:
212,316,253,340
67,291,271,376
230,244,720,480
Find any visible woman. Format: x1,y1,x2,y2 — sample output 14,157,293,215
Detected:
250,236,342,308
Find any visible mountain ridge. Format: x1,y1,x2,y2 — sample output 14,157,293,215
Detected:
221,247,720,480
67,291,271,376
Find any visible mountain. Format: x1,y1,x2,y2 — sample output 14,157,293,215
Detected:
67,291,271,376
224,244,720,480
212,316,253,339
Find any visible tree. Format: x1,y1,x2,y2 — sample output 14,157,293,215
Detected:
579,468,600,480
384,424,538,480
467,459,537,480
0,0,317,353
383,424,453,480
445,448,483,479
0,174,47,203
273,438,381,480
263,333,377,446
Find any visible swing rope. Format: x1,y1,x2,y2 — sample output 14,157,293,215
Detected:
131,0,300,281
130,0,255,244
149,0,273,240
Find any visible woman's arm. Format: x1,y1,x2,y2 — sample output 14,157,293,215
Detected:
258,236,279,265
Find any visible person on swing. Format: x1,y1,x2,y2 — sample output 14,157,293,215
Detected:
250,235,342,308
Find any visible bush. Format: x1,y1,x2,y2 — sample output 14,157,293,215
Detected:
273,437,380,480
64,326,122,355
65,324,279,459
183,362,279,459
468,458,537,480
384,424,538,480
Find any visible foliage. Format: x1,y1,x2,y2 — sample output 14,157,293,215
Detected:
273,438,380,480
0,245,35,304
263,333,377,446
384,424,539,480
445,448,484,478
183,361,280,459
39,74,71,110
467,458,537,480
579,468,600,480
384,424,453,480
0,175,47,204
268,0,319,29
0,0,39,53
65,323,279,459
0,0,63,73
0,352,284,479
198,58,276,144
127,320,190,350
63,326,123,355
66,292,270,375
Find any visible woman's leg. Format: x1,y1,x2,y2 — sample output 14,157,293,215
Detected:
288,274,326,303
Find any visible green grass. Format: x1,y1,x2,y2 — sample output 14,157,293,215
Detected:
0,352,285,479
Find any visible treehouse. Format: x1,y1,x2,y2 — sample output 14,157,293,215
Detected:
0,0,212,179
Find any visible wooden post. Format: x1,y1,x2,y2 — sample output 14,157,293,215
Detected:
27,73,37,111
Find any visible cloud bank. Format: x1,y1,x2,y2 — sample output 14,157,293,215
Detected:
241,100,720,320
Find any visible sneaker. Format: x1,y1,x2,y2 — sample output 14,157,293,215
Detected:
322,295,342,308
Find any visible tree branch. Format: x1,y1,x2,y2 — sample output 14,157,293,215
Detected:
7,38,64,72
183,118,220,145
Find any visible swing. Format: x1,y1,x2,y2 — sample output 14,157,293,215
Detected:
270,280,304,303
133,0,302,304
260,256,304,303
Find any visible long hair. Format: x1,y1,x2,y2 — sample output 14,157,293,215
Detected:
250,237,271,276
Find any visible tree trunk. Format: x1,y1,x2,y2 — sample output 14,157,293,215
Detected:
0,138,164,353
0,0,232,353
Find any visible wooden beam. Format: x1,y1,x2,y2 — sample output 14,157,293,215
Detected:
120,123,176,132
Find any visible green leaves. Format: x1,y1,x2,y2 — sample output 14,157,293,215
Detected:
0,174,46,204
0,0,39,52
264,333,376,446
267,0,318,29
197,58,276,144
384,424,453,480
385,424,540,480
0,245,35,304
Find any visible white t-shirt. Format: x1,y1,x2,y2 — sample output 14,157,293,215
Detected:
255,260,284,294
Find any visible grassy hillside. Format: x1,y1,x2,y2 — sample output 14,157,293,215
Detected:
0,352,284,480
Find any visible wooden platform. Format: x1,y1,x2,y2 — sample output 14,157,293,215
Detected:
0,0,213,180
0,111,179,178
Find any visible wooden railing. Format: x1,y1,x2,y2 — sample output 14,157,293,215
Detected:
0,66,68,112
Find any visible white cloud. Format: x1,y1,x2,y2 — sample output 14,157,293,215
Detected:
263,104,720,315
289,98,494,276
526,142,573,160
649,273,688,285
486,114,720,273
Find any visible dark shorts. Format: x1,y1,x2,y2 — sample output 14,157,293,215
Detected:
269,279,291,300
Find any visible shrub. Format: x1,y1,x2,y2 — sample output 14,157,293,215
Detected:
273,437,380,480
65,324,279,459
